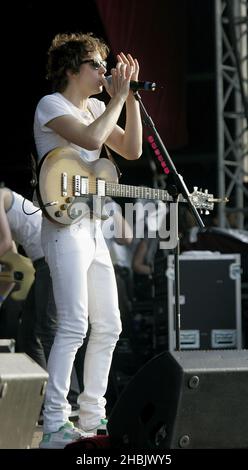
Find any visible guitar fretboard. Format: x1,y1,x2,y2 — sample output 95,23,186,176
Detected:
106,182,185,202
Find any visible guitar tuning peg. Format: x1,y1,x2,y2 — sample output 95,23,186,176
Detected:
205,210,210,215
193,186,198,192
204,189,208,194
200,188,202,193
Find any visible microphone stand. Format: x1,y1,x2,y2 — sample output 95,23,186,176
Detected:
133,91,205,351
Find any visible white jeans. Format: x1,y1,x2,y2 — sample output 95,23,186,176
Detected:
41,217,121,433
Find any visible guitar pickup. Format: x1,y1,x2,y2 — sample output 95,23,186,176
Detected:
73,175,81,197
61,172,68,197
96,179,106,197
80,176,89,195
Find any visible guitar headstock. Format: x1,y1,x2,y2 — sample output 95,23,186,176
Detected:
190,187,214,213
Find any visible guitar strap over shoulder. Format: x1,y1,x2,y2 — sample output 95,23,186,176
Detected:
30,152,38,189
104,144,122,179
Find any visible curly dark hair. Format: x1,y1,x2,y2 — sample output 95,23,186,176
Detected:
46,32,110,92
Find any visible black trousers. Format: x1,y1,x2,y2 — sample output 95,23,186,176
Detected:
18,257,57,369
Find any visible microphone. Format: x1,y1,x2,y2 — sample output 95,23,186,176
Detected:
105,75,156,91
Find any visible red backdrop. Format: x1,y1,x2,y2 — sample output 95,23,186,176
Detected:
96,0,188,150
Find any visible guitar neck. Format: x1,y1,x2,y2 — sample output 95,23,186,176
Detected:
106,182,184,202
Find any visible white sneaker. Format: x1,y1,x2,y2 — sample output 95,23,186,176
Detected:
78,418,108,435
39,421,93,449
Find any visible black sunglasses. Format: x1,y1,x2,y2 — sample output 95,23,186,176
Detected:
81,59,107,70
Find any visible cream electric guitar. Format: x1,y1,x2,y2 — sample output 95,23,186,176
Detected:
0,250,35,305
36,146,214,226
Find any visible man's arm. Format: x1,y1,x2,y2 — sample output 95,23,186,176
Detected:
113,210,133,245
0,189,13,257
106,53,143,160
132,239,152,275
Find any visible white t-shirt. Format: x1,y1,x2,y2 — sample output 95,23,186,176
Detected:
6,191,44,262
104,238,133,269
34,92,106,161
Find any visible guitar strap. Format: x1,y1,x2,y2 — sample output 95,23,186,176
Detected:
30,152,38,189
103,144,122,179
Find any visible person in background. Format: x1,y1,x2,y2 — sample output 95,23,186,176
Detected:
102,197,133,334
132,200,167,299
33,31,142,448
0,186,57,368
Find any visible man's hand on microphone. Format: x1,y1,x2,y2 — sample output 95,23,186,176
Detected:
102,52,139,99
102,63,130,99
117,53,139,83
117,53,140,101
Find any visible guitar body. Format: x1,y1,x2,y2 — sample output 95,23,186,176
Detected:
37,147,119,225
0,250,35,303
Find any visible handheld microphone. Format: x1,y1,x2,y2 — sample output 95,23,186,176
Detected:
105,75,156,91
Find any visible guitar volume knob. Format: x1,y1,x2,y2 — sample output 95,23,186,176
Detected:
54,211,63,218
60,204,69,210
